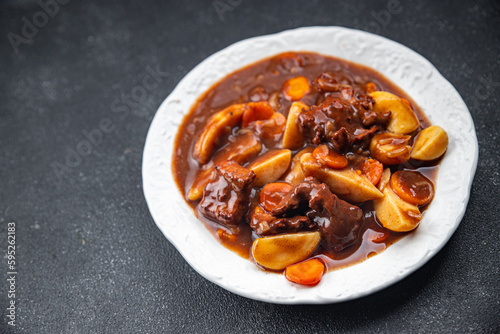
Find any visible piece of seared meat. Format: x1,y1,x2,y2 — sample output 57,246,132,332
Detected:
270,177,364,251
298,89,389,152
198,161,255,226
250,211,314,236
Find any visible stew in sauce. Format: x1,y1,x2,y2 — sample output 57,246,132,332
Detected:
173,52,448,286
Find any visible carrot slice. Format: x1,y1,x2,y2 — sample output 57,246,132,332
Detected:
217,228,237,242
253,112,287,144
365,82,377,93
390,171,434,206
312,145,348,169
371,230,390,243
361,158,384,185
283,76,310,101
242,102,275,127
285,258,325,286
260,182,293,212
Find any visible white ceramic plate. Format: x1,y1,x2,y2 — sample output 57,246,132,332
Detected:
142,27,478,304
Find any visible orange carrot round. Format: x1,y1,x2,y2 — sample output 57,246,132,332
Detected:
390,171,434,206
312,145,348,169
371,230,390,243
361,158,384,185
242,101,275,127
259,182,293,212
253,112,286,144
285,258,325,286
217,228,237,242
365,82,377,93
283,76,310,101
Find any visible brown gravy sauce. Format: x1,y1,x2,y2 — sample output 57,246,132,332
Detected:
172,51,438,273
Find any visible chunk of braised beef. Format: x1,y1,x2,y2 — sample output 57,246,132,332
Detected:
298,94,385,151
271,177,326,215
250,211,314,236
361,109,391,127
307,189,364,252
301,72,391,151
198,161,255,226
271,177,363,251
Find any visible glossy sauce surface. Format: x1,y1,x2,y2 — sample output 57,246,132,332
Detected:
173,52,438,272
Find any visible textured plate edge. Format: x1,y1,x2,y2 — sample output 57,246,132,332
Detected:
142,26,479,304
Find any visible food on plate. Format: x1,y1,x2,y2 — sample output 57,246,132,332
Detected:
300,153,384,203
282,102,307,149
172,51,448,286
389,171,434,206
410,125,449,160
369,132,412,165
373,179,423,232
285,258,325,286
247,149,292,186
251,231,321,270
283,76,311,101
369,91,420,134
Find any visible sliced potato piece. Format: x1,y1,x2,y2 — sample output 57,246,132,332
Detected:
213,131,262,164
187,168,214,201
300,153,383,202
411,125,449,160
248,149,292,186
377,168,391,192
193,104,245,164
251,231,321,270
370,91,420,134
374,185,422,232
282,102,308,149
283,147,314,185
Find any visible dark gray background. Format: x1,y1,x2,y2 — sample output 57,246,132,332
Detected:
1,0,499,333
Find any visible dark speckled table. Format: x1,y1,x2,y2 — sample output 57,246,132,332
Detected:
1,0,499,333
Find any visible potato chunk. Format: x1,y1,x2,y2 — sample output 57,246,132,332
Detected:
300,153,383,202
251,231,321,270
282,102,308,149
248,149,292,186
377,168,391,192
370,91,420,134
410,125,449,160
374,184,422,232
187,168,214,201
283,147,314,185
213,130,262,163
193,104,246,164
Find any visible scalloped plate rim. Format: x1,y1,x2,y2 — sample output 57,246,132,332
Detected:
142,26,478,304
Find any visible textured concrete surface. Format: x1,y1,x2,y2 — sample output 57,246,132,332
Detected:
0,0,499,332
